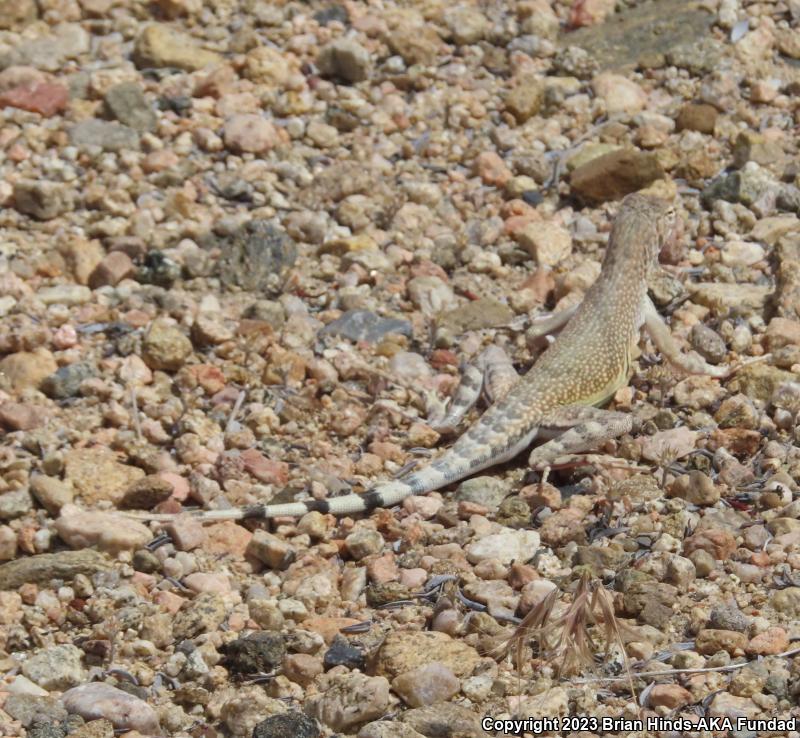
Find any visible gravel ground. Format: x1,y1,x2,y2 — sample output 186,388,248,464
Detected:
1,0,800,736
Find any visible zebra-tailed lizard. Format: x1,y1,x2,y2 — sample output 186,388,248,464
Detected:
130,194,754,523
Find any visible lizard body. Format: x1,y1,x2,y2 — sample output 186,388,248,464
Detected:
130,194,738,523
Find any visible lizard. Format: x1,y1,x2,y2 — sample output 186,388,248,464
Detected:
129,193,749,524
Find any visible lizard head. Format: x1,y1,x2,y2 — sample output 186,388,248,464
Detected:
607,193,678,277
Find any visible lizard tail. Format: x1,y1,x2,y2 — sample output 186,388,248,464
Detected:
124,419,536,523
124,457,462,523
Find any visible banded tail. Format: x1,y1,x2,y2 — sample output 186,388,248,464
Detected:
126,421,537,522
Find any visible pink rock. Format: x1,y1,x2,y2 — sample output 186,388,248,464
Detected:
0,82,68,117
183,572,231,593
391,662,460,707
52,323,78,349
154,590,186,614
299,616,362,644
62,682,160,734
165,515,206,550
367,552,399,584
0,402,47,430
158,471,190,501
746,626,789,656
223,113,280,153
648,684,692,709
89,251,136,288
204,521,252,557
403,495,442,519
142,149,179,173
639,427,699,462
131,571,156,589
54,508,151,553
241,448,289,485
283,653,323,686
475,151,512,187
399,567,428,589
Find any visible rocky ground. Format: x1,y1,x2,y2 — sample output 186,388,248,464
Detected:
0,0,800,735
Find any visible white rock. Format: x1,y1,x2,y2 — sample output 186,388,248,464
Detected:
406,276,457,317
7,675,49,697
465,528,540,565
720,240,765,267
54,507,151,553
593,73,648,115
62,682,161,734
36,285,92,306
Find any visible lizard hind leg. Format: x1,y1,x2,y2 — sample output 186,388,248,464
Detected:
428,345,519,434
427,363,484,434
528,405,635,470
479,344,520,403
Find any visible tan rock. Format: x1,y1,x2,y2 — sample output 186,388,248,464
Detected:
369,629,480,679
64,447,144,505
0,348,57,392
133,24,221,71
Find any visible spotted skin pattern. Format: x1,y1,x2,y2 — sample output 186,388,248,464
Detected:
130,194,737,523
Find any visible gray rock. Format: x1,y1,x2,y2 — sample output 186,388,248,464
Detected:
253,712,320,738
223,632,286,674
565,0,714,71
455,476,510,511
245,299,286,330
690,324,727,364
0,487,33,520
345,528,384,560
551,45,598,79
172,592,226,639
69,119,141,152
61,682,160,734
323,636,365,670
392,663,460,707
437,299,513,334
22,645,85,690
689,283,771,316
14,179,74,220
308,672,390,731
317,38,372,83
3,694,67,728
322,309,412,343
702,162,780,217
0,24,89,71
666,37,724,74
214,220,297,295
104,82,156,132
0,549,111,589
27,721,71,738
708,605,750,633
400,702,488,738
359,722,427,738
41,363,95,399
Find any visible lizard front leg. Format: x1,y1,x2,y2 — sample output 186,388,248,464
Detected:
642,297,767,378
526,303,580,348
